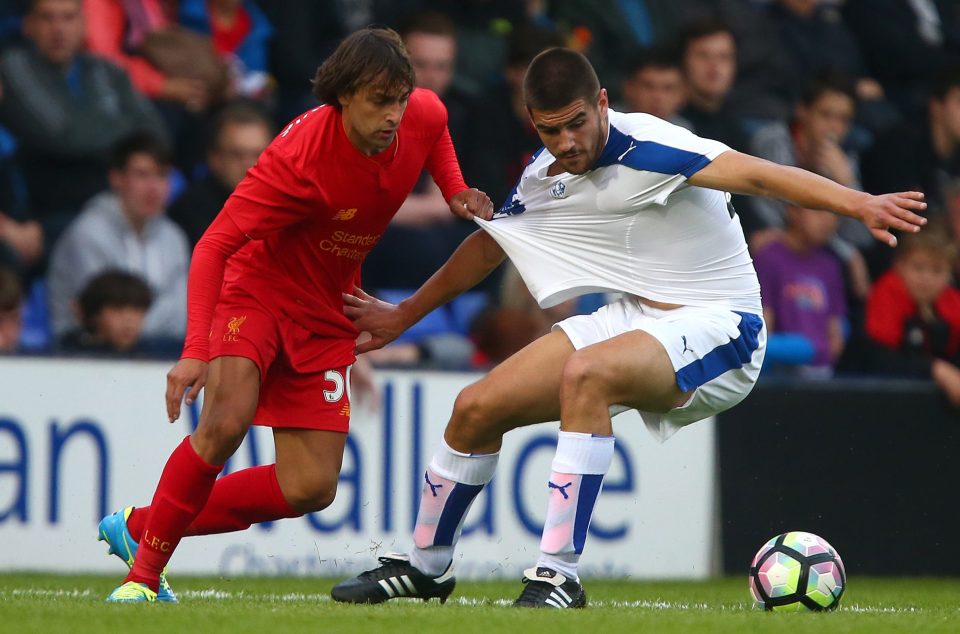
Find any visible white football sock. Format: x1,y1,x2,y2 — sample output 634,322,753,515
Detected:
409,438,498,576
536,431,615,581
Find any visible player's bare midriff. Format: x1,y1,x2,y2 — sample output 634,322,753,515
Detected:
635,295,684,310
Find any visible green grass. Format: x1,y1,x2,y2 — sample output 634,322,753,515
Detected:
1,574,958,634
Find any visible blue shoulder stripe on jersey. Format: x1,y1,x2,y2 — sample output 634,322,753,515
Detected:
596,124,711,177
495,146,546,217
674,312,763,392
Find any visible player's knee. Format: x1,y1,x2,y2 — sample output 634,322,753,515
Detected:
285,478,338,514
449,384,500,446
561,352,609,399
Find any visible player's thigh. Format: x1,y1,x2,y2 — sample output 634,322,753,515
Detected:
195,355,261,449
452,330,575,436
567,329,688,413
273,428,348,511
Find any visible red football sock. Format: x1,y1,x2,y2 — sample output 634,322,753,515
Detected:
126,464,300,541
125,436,222,592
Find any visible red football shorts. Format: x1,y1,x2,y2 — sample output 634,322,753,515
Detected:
207,288,353,432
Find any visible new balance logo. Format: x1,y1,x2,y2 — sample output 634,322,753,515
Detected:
618,141,637,162
425,473,443,497
333,208,357,220
548,481,573,499
681,335,693,355
377,575,418,598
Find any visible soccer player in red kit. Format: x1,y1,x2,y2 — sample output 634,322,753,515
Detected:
98,27,493,603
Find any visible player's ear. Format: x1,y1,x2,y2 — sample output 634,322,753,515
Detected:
597,88,609,110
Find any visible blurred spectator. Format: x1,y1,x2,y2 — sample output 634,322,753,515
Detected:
168,99,271,247
683,0,798,123
47,132,188,342
469,262,607,367
844,0,960,114
677,18,748,152
178,0,273,100
862,66,960,222
399,10,471,145
58,269,153,354
362,11,478,290
865,225,960,407
460,22,563,205
753,205,848,377
766,0,899,143
0,0,167,249
547,0,688,102
619,46,691,128
83,0,226,112
767,0,882,103
261,1,423,123
749,73,873,301
0,0,23,49
0,150,42,276
0,264,22,353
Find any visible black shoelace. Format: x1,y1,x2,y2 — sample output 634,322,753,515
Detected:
358,557,412,581
516,578,558,603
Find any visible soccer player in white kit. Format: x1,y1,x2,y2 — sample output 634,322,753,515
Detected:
332,48,927,608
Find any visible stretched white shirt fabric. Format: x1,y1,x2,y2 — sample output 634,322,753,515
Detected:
475,109,762,315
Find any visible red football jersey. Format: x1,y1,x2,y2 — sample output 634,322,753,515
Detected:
181,88,468,365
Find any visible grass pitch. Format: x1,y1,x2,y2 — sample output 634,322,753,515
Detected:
1,574,958,634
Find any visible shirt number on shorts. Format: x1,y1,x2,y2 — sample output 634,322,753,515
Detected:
323,369,345,402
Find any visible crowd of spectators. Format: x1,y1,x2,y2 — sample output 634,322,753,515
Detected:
1,0,960,401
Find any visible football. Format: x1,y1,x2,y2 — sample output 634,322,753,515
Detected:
749,531,846,611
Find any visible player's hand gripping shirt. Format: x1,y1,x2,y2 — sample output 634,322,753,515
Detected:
476,110,762,314
181,88,468,364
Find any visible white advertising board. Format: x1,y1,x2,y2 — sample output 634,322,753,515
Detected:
0,357,717,579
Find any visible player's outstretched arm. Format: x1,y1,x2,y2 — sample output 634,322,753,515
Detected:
344,229,506,353
688,151,927,247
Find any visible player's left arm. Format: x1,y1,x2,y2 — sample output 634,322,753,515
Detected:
688,150,926,247
422,106,493,221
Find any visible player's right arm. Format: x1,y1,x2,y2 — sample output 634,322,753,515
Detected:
166,124,318,421
166,212,250,422
344,229,506,353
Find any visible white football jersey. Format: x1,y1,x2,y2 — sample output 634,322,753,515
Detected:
475,109,762,314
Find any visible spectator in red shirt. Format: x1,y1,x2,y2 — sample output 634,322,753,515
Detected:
866,224,960,406
97,27,493,604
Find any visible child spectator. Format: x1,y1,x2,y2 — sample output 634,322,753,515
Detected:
47,132,189,342
59,270,152,354
754,204,848,377
0,265,22,353
865,225,960,406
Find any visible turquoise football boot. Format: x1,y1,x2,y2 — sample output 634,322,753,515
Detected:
106,581,157,603
98,507,177,603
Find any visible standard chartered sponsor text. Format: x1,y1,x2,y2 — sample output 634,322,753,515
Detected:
319,230,379,260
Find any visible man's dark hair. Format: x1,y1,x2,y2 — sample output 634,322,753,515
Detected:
625,46,682,78
800,71,856,106
209,99,274,151
678,17,736,57
77,270,152,330
399,10,457,39
108,132,173,171
312,27,415,108
523,47,601,111
0,266,21,313
931,65,960,102
27,0,81,14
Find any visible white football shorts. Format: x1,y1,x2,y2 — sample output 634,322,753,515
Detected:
555,295,767,442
